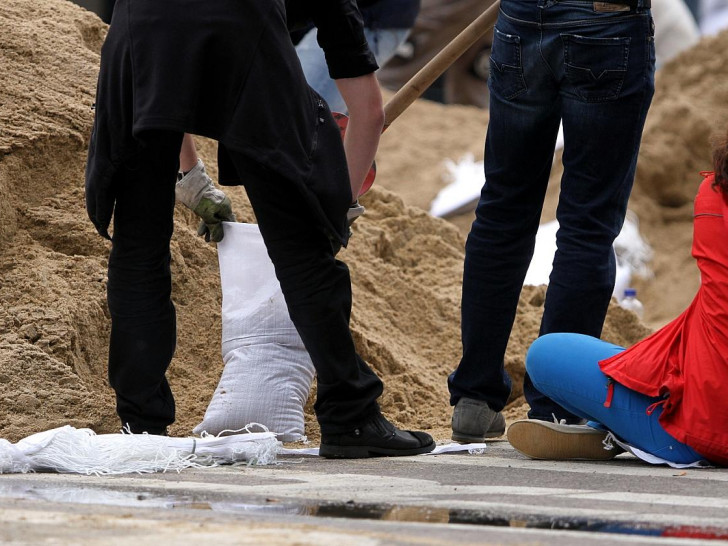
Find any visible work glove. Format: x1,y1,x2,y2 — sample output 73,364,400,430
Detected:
175,159,236,242
347,200,365,227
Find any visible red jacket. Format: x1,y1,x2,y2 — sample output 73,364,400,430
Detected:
600,172,728,465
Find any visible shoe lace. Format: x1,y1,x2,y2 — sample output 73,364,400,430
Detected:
552,414,619,453
603,432,619,451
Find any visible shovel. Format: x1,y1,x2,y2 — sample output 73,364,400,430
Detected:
335,0,501,196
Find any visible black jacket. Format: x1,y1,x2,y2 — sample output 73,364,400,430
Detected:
87,0,375,245
289,0,420,34
286,0,378,78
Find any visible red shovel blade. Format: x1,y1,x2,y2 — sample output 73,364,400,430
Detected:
332,112,377,197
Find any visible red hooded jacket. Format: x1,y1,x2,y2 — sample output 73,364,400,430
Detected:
600,172,728,466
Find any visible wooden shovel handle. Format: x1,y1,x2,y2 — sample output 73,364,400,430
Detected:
383,0,501,129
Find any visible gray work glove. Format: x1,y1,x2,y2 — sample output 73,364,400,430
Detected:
347,200,365,227
176,159,236,242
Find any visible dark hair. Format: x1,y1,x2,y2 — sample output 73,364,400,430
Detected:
714,128,728,194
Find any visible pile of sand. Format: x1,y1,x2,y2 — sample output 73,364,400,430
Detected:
0,0,722,443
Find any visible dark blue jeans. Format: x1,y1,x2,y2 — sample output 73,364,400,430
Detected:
448,0,655,421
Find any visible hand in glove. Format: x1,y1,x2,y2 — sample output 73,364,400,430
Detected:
175,159,236,242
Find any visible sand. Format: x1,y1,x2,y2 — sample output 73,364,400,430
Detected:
0,0,723,443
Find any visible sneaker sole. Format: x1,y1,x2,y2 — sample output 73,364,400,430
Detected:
319,440,436,459
507,420,620,461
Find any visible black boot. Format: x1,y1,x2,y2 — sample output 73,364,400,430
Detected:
320,413,435,459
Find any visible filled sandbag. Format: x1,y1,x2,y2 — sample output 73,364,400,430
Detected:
193,223,314,442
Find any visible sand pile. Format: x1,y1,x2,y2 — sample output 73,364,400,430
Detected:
0,0,714,444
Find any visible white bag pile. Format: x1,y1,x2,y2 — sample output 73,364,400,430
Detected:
194,223,315,442
0,425,279,475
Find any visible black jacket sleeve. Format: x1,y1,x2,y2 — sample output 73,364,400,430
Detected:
288,0,379,79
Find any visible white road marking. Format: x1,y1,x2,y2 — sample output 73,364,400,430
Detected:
408,453,728,481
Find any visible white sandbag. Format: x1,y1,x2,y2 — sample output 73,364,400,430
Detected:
194,223,315,442
523,212,653,301
429,153,483,218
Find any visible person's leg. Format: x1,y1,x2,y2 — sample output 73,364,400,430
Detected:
240,167,381,431
364,27,411,70
524,1,656,421
295,28,345,113
448,0,562,418
226,154,433,457
107,131,184,434
682,0,701,21
296,26,410,115
522,333,702,464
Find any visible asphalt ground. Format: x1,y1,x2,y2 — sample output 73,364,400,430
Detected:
0,439,726,545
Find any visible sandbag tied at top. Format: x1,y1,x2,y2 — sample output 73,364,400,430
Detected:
194,223,315,442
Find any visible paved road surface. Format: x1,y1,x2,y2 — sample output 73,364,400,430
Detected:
0,440,726,545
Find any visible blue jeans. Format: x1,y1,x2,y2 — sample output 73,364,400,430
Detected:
448,0,655,420
527,334,703,464
296,27,411,114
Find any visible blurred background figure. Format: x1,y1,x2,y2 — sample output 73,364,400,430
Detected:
293,0,421,114
700,0,728,35
682,0,702,18
378,0,496,109
652,0,700,67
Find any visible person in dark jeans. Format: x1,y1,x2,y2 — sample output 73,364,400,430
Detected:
86,0,434,458
448,0,656,442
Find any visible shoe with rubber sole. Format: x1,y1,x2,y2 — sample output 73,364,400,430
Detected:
451,397,506,443
320,414,435,459
507,419,623,460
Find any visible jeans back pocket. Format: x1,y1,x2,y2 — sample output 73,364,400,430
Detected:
490,27,527,100
562,34,630,102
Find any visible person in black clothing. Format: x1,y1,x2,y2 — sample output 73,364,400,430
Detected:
178,0,420,219
85,0,435,458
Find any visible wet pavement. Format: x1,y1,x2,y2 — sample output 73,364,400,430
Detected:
0,439,727,545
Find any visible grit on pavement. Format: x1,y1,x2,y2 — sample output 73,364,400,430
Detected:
0,440,726,545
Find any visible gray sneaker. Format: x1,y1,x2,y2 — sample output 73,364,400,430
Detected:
451,397,506,443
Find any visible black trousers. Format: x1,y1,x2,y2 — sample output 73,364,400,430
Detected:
107,132,383,435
